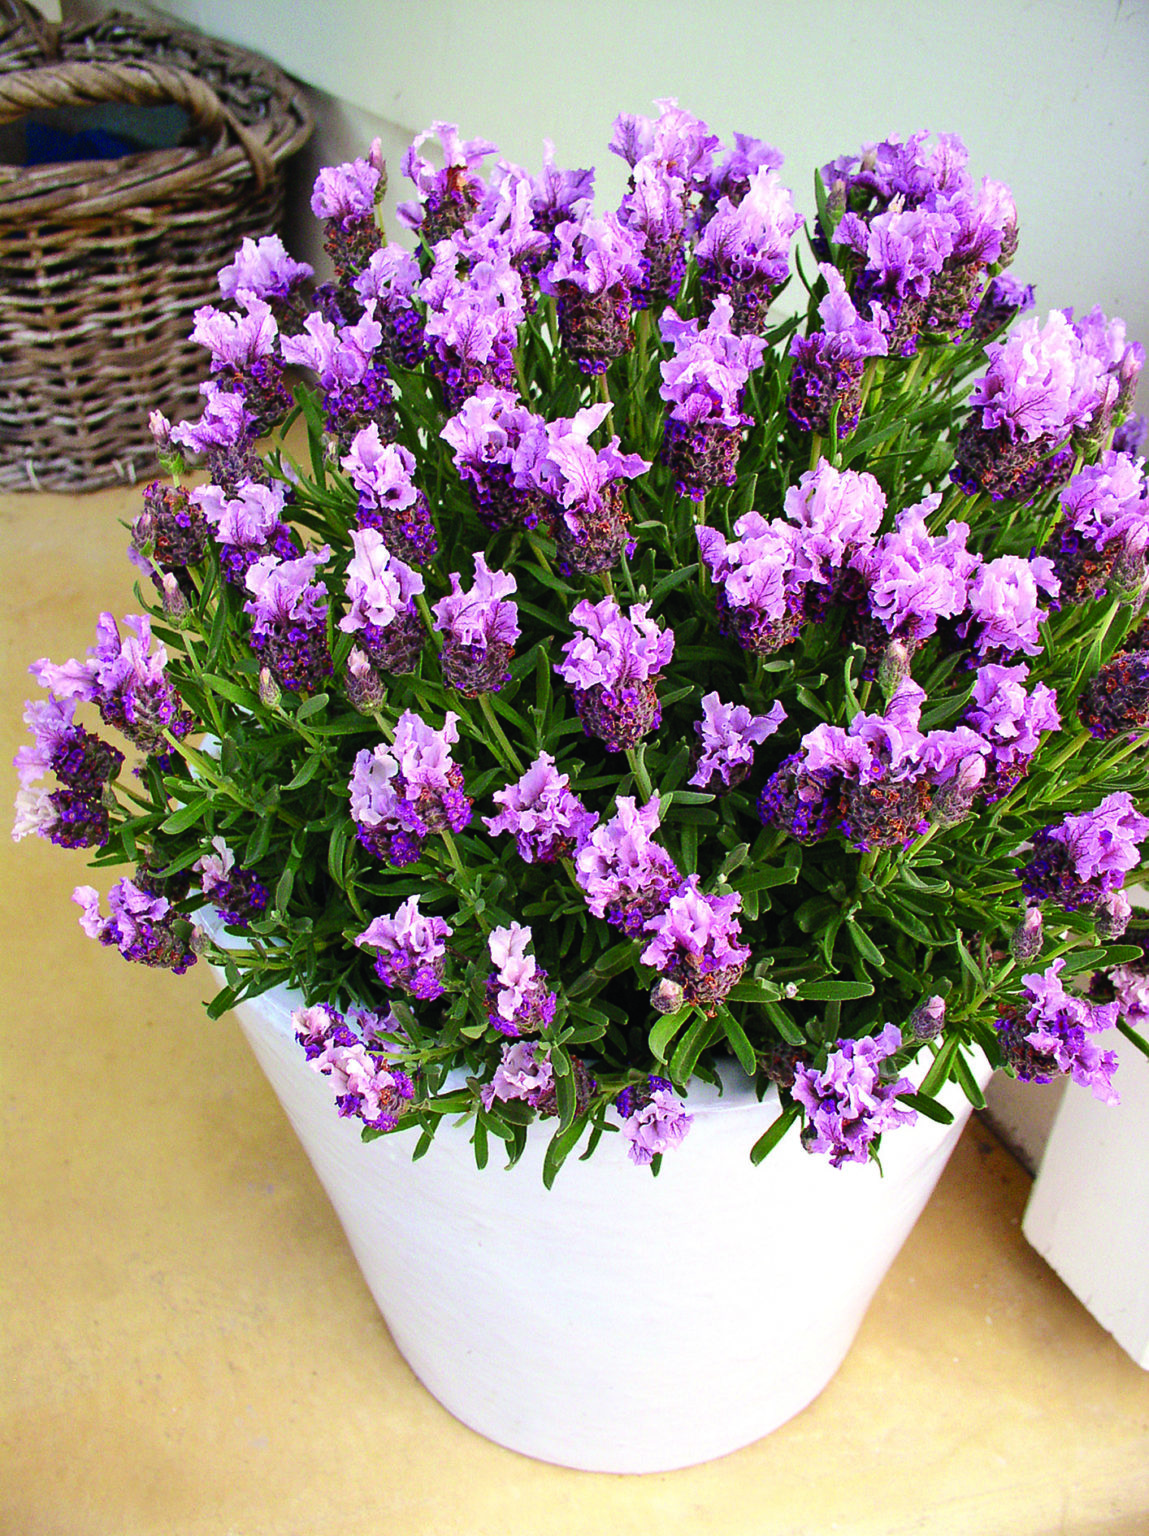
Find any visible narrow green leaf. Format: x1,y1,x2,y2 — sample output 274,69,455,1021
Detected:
542,1117,588,1189
750,1103,799,1165
725,977,783,1003
160,795,212,835
951,1049,987,1109
736,862,801,893
716,1006,757,1076
284,753,324,791
917,1035,960,1099
847,920,887,970
796,978,875,1001
669,1014,722,1084
897,1091,955,1126
649,1005,691,1062
296,692,330,721
763,999,804,1044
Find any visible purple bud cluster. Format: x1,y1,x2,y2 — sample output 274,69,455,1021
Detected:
243,546,334,695
614,1075,693,1166
1019,791,1149,918
485,922,558,1036
293,1002,415,1131
73,878,197,974
432,554,520,696
342,427,438,566
338,527,426,677
356,896,452,1000
12,694,122,849
788,264,889,438
996,959,1119,1105
349,710,472,867
195,837,268,928
556,598,674,751
792,1024,918,1167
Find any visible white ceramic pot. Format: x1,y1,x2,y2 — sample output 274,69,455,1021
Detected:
225,962,990,1473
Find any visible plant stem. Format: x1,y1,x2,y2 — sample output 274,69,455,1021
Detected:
414,591,443,650
478,692,525,776
439,829,489,933
808,433,822,470
625,744,654,802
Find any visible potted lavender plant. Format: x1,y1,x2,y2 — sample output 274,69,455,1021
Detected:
15,105,1149,1471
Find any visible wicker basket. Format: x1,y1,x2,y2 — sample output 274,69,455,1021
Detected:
0,4,313,491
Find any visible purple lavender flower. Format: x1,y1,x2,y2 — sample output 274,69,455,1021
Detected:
697,511,804,654
791,1024,918,1168
757,753,839,845
614,1075,693,1167
73,878,197,973
701,133,785,216
1049,451,1149,601
556,598,674,752
457,165,553,305
397,121,498,243
33,613,193,758
694,166,802,334
540,211,646,374
689,692,786,792
170,384,259,492
310,147,384,278
619,158,687,309
528,138,595,236
481,1040,555,1110
130,481,209,584
1108,960,1149,1027
959,554,1059,659
1113,413,1148,457
189,297,289,433
518,404,650,573
1020,791,1149,912
191,478,298,587
218,234,313,328
353,243,426,368
432,553,520,696
349,710,472,866
485,922,557,1037
963,662,1060,800
641,875,751,1015
355,896,452,1000
784,460,887,618
837,202,957,354
280,304,396,449
953,311,1106,499
609,98,720,185
339,526,426,676
342,426,437,566
243,546,333,695
787,264,890,437
575,794,680,934
12,694,122,849
441,386,548,532
483,752,597,864
996,958,1119,1104
419,244,523,411
847,502,978,670
1078,652,1149,739
195,836,268,927
658,295,767,500
1070,305,1145,446
292,1002,414,1131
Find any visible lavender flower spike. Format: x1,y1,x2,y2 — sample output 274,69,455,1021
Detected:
342,426,437,566
339,526,426,677
641,874,751,1015
575,794,680,935
356,896,452,1000
73,878,197,974
349,710,472,867
481,1041,555,1110
484,752,597,864
788,263,890,438
791,1024,918,1167
292,1003,414,1132
485,922,558,1037
996,958,1120,1104
432,553,520,696
689,693,786,791
195,836,268,928
615,1076,693,1167
243,546,334,695
1020,790,1149,913
556,597,675,752
694,165,802,334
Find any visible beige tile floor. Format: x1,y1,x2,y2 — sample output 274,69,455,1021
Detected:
4,485,1149,1536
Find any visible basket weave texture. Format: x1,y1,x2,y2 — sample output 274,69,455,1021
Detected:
0,4,313,491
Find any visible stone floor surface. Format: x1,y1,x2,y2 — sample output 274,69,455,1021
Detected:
3,485,1149,1536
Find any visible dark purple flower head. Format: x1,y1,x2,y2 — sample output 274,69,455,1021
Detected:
608,98,720,183
689,692,786,791
397,120,498,239
967,310,1104,445
194,836,268,928
190,297,277,372
959,554,1059,659
850,502,978,647
342,426,437,565
787,264,890,436
694,166,802,332
73,878,197,974
784,460,887,595
1020,791,1149,913
433,553,520,695
486,922,557,1037
998,958,1120,1104
311,155,382,227
243,546,330,638
418,243,523,407
641,875,751,1015
702,133,785,209
791,1023,918,1168
964,661,1060,798
1113,413,1149,457
441,385,547,532
838,201,957,302
1059,451,1148,552
340,525,425,635
349,711,471,866
1078,652,1149,739
192,477,287,548
542,210,647,297
218,235,313,305
557,598,674,750
697,511,804,654
291,1002,414,1132
484,751,598,865
529,138,595,232
969,272,1036,342
481,1040,555,1111
616,1077,693,1167
575,794,680,934
356,896,452,1000
659,294,767,429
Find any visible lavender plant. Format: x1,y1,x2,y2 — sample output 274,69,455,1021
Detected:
15,108,1149,1182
